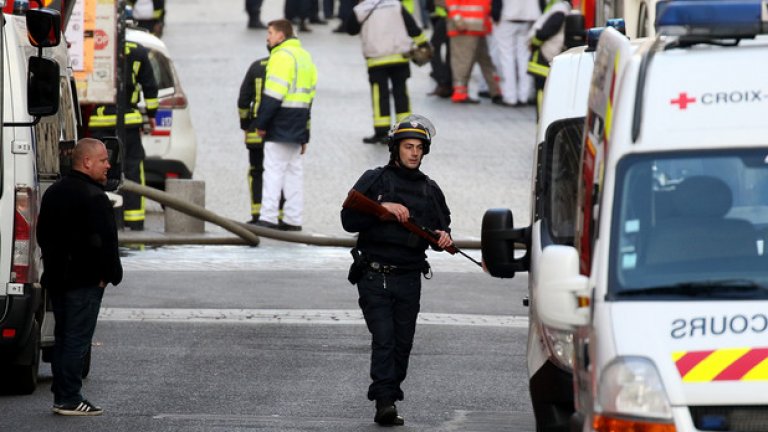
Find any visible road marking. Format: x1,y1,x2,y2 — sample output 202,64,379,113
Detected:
100,308,529,328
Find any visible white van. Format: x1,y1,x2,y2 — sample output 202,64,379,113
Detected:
481,22,628,431
536,1,768,430
0,7,106,394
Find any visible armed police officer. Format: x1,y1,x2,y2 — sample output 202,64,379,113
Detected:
341,115,453,426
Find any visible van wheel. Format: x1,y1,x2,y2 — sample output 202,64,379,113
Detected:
81,344,92,379
6,321,41,395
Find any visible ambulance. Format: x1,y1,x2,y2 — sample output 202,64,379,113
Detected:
481,20,628,432
534,1,768,430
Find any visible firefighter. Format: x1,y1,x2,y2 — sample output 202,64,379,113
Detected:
527,0,570,117
88,40,158,231
345,0,429,144
445,0,502,104
237,56,285,224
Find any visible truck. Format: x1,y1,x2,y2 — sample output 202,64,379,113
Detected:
0,4,119,394
536,0,768,430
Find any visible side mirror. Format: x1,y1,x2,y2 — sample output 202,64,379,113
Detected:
481,208,530,278
536,245,590,330
26,8,61,48
102,137,123,192
27,56,59,117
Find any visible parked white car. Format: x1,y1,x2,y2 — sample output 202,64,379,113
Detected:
127,26,197,189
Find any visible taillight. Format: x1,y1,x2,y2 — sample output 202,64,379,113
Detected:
2,328,16,339
158,91,187,109
12,187,36,284
165,172,180,179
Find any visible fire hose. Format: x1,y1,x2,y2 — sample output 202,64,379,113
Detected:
118,180,481,251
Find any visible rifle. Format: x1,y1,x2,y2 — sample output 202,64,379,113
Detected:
342,189,482,267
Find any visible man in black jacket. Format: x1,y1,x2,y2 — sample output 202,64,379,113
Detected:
341,115,453,426
37,138,123,416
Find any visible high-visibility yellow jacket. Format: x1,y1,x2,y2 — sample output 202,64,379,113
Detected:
253,38,317,145
238,57,269,147
88,41,159,129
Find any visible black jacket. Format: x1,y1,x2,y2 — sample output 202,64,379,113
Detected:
341,165,451,266
237,57,269,131
37,171,123,291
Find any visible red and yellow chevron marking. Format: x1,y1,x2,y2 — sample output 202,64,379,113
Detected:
673,347,768,382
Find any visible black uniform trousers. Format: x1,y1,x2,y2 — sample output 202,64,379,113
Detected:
246,0,264,25
368,63,411,137
285,0,311,21
357,269,421,403
91,127,145,227
429,17,452,88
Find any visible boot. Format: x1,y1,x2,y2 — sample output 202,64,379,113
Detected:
374,400,405,426
451,86,479,104
299,19,312,32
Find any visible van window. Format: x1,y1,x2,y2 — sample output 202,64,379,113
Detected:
539,118,582,245
610,149,768,298
146,49,175,91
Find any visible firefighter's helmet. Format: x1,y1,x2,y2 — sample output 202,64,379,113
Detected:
387,114,436,156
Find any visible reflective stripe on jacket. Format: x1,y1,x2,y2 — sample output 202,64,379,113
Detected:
238,57,269,145
254,38,317,145
349,0,428,69
445,0,492,36
88,41,159,129
526,0,568,78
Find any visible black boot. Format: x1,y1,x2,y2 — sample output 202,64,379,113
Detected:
299,19,312,32
362,133,387,144
374,400,405,426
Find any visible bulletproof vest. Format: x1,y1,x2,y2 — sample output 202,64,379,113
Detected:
359,167,435,253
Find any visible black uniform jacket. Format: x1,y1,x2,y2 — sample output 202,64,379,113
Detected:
37,171,123,291
237,57,269,131
341,164,451,267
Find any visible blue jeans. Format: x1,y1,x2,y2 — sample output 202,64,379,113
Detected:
50,285,104,405
357,270,421,402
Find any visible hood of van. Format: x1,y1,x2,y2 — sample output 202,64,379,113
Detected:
609,301,768,406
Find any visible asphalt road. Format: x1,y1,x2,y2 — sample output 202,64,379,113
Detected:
1,244,535,431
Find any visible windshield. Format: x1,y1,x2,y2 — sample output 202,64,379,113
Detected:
610,149,768,299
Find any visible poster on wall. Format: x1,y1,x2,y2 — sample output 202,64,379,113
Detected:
65,0,116,104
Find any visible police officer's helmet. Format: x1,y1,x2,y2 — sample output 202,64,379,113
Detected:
387,114,436,156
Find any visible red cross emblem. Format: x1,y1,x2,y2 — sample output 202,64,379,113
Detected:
671,92,696,110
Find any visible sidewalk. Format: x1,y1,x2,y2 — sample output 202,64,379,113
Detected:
134,0,537,245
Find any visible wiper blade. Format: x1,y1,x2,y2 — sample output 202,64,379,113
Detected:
618,279,768,297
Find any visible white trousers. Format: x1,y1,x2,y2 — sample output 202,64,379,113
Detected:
261,141,304,226
496,20,534,104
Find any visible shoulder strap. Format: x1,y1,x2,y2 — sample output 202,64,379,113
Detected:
359,0,387,27
356,166,389,195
